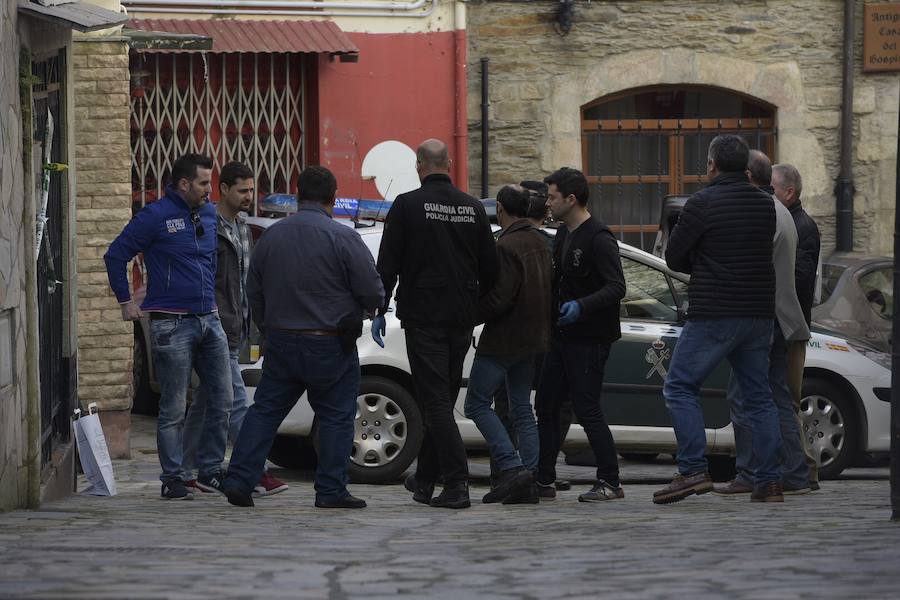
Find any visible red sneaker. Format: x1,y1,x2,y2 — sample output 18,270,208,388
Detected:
253,472,289,497
185,479,215,494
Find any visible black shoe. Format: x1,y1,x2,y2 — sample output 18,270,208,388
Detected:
809,481,821,491
223,483,254,507
196,471,227,496
482,467,532,504
503,483,540,505
536,481,556,500
404,473,434,505
554,479,572,491
161,479,193,500
430,482,471,509
315,495,367,509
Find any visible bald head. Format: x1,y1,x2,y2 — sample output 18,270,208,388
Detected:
747,150,772,187
416,139,450,177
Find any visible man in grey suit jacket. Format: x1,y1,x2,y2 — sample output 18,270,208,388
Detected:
715,150,813,496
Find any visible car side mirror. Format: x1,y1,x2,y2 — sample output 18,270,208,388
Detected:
677,302,688,325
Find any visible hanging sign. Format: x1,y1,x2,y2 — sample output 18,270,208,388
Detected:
864,3,900,72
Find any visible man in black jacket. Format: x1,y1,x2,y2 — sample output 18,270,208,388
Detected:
463,184,552,505
535,167,627,503
182,161,288,498
373,139,498,509
773,162,821,488
654,135,783,505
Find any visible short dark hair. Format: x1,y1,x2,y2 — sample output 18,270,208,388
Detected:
520,180,549,220
220,161,253,187
747,150,772,187
297,165,337,204
170,153,213,185
708,135,750,173
496,185,531,218
544,167,590,207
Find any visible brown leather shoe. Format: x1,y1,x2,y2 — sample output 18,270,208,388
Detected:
653,472,713,504
751,481,785,503
713,480,752,496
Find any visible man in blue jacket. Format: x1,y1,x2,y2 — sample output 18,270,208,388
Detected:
105,153,232,500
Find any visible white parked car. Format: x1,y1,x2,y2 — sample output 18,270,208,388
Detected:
239,222,892,484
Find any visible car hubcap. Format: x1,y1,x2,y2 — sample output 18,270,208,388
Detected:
352,392,407,468
800,394,845,469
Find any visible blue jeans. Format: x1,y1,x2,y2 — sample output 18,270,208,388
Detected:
663,317,782,485
731,324,808,489
149,313,231,483
463,353,538,472
224,331,360,503
182,345,252,480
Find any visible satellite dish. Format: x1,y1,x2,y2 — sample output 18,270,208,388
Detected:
361,140,420,202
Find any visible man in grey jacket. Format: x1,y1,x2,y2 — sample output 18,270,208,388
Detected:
182,162,288,498
715,150,812,496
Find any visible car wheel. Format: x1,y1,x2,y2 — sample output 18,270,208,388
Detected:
268,434,318,470
800,377,859,480
706,455,737,482
347,376,423,485
132,329,159,416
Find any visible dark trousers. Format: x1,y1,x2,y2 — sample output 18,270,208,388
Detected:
536,337,620,487
224,330,360,503
405,327,472,486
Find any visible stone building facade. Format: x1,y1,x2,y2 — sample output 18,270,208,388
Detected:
72,34,133,458
466,0,900,257
1,1,127,511
0,0,39,512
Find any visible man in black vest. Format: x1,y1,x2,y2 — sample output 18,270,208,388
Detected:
373,139,498,509
535,167,627,503
655,135,782,505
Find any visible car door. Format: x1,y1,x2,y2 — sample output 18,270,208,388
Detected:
603,254,731,439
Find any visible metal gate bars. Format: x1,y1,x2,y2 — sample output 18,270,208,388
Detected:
129,52,305,214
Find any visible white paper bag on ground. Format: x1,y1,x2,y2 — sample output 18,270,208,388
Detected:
72,403,118,496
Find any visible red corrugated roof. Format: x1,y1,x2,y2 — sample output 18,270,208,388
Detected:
127,18,358,54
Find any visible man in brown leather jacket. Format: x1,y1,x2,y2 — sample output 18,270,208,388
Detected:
463,184,553,504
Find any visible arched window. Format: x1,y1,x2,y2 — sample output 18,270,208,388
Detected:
581,85,776,251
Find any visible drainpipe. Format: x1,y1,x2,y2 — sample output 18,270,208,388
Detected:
454,0,468,192
835,0,856,252
19,45,41,509
481,57,489,198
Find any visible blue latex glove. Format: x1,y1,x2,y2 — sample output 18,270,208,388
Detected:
372,315,386,348
557,301,582,326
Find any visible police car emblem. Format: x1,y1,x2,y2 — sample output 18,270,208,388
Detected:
645,339,671,380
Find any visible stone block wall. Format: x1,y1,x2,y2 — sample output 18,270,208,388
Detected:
72,38,133,458
0,2,36,511
467,0,900,256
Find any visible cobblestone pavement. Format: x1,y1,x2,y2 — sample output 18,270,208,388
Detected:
1,416,898,599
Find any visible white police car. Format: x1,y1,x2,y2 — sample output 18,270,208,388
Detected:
241,224,891,483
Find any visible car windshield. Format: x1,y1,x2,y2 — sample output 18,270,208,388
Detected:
858,267,893,321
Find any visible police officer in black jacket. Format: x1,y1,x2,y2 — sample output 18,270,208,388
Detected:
535,167,627,503
373,139,498,509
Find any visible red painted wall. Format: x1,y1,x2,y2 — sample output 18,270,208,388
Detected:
315,30,461,200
